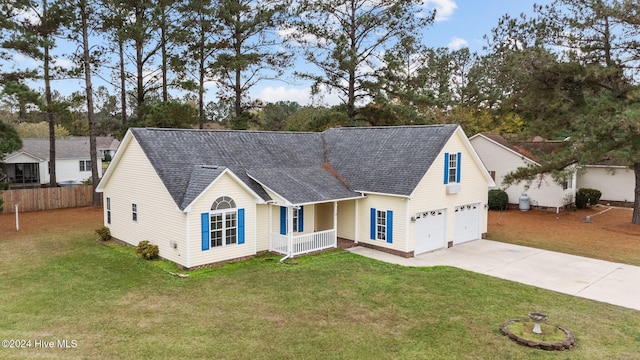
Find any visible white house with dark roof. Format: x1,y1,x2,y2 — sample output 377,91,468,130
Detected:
1,137,104,188
96,125,495,268
470,133,577,212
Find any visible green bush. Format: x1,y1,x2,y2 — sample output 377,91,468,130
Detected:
136,240,159,260
95,226,111,241
575,188,602,209
488,189,509,210
103,153,112,162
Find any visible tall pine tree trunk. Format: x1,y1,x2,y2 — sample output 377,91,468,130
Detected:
79,0,100,206
43,0,56,187
119,38,127,127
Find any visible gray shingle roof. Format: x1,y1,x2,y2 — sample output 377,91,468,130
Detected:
6,136,117,160
129,125,458,210
248,167,358,205
181,165,226,210
323,125,458,196
7,137,93,160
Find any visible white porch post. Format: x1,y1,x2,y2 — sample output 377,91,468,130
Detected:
333,201,338,248
287,205,294,257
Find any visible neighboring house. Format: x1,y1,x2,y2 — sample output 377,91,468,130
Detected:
96,125,495,269
470,133,577,212
96,136,120,161
577,157,634,203
1,137,104,188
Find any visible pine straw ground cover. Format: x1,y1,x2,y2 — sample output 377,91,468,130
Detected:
1,207,640,359
487,206,640,266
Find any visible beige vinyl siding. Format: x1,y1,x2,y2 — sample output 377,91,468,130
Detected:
578,167,634,202
314,202,334,231
101,138,186,265
337,199,356,240
256,204,270,251
470,135,568,209
410,130,490,249
356,194,408,253
187,172,258,268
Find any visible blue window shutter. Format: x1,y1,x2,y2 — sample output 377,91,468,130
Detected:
444,152,450,184
201,212,210,251
298,206,304,232
456,152,462,183
280,206,287,235
386,210,393,243
370,208,376,240
238,208,245,244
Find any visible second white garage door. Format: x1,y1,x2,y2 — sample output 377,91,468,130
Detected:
454,203,480,244
414,209,446,255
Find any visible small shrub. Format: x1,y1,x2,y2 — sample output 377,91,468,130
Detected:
136,240,159,260
95,226,111,241
103,153,112,162
488,189,509,210
575,188,602,209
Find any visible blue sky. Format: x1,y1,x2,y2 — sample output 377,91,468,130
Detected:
3,1,551,110
256,0,552,106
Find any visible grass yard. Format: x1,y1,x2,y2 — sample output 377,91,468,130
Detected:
1,207,640,359
487,206,640,266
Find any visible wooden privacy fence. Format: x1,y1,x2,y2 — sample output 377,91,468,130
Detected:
1,186,98,214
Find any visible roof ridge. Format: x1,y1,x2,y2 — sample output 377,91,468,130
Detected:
139,127,320,135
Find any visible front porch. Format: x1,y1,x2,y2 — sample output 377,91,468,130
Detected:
267,201,340,258
269,229,337,256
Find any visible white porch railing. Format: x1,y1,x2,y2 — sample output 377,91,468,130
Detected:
269,229,337,257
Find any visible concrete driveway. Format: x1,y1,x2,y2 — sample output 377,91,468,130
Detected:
347,240,640,311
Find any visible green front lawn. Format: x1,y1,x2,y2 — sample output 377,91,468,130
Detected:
1,213,639,359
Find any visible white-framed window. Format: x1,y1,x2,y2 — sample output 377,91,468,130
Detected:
79,160,91,172
106,197,111,224
132,203,137,222
448,153,458,183
376,210,386,241
210,196,237,248
292,208,299,233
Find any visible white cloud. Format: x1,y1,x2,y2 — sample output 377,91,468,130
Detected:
426,0,457,22
447,37,468,50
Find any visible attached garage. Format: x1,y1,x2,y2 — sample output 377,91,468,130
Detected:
454,203,480,244
414,209,446,255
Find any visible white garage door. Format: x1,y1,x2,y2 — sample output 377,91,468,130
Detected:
414,209,446,255
454,204,480,244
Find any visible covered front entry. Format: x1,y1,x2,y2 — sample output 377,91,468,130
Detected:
269,201,337,258
414,209,446,255
454,203,480,244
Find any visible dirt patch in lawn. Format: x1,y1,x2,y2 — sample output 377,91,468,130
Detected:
0,206,103,241
487,206,640,266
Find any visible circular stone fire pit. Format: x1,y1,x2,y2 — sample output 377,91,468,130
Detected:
500,314,576,351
